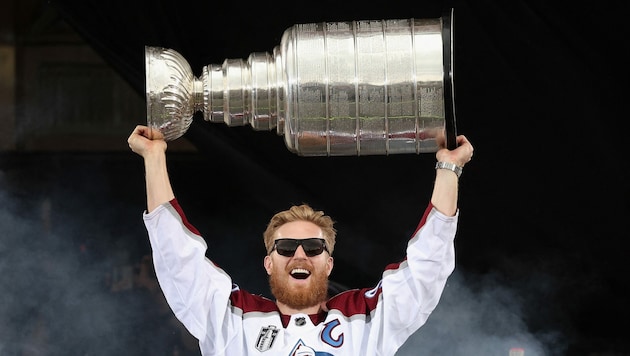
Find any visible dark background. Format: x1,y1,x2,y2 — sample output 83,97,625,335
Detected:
1,0,628,355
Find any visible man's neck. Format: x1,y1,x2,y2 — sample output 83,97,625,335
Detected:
276,300,327,315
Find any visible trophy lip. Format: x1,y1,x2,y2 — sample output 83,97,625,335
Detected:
442,8,458,150
145,46,159,134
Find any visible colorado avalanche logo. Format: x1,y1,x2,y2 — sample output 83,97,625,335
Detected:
290,339,334,356
255,325,279,352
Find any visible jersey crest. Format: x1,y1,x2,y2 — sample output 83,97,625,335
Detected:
256,325,279,352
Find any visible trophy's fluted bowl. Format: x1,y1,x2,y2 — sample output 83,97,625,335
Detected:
145,46,196,141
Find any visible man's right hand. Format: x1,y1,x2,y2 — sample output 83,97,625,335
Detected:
127,125,167,158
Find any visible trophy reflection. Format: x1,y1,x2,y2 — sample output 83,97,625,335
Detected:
145,10,457,156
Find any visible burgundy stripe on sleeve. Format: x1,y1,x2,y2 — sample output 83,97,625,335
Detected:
169,198,202,236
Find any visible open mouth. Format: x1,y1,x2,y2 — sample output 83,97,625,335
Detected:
290,268,311,280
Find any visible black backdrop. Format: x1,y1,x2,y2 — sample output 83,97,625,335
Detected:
23,0,629,354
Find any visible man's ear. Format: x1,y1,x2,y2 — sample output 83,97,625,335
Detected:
326,256,334,276
264,255,272,275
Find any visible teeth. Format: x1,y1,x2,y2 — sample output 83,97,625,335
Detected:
291,268,310,275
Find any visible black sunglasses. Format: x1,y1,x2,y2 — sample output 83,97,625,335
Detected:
271,238,328,257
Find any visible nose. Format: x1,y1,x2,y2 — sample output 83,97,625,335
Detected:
292,245,308,258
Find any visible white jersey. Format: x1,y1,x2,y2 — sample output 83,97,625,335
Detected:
143,199,458,356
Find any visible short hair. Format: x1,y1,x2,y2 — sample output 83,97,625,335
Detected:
263,204,337,255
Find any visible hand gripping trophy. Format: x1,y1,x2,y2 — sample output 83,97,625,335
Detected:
145,9,457,156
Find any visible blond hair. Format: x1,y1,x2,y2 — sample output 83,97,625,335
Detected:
263,204,336,255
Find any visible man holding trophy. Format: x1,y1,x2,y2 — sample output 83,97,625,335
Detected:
127,124,473,355
131,10,473,355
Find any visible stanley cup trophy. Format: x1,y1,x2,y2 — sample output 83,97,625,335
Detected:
145,9,457,156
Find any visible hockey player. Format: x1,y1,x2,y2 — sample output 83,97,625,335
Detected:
128,125,473,355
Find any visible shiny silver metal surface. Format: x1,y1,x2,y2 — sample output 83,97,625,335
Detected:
145,12,456,156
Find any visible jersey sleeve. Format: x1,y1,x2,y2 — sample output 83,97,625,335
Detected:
142,199,235,343
380,203,458,352
325,203,458,355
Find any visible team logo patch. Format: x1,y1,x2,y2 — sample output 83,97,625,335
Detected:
290,339,335,356
255,325,279,352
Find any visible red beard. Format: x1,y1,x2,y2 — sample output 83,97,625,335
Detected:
269,267,329,310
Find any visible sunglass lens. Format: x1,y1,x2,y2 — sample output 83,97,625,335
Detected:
275,241,295,257
302,239,325,256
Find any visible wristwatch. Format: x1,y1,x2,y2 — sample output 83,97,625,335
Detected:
435,161,462,178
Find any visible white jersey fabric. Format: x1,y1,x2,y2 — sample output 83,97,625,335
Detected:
143,199,458,356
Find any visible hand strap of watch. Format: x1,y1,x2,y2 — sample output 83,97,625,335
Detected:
435,161,463,178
